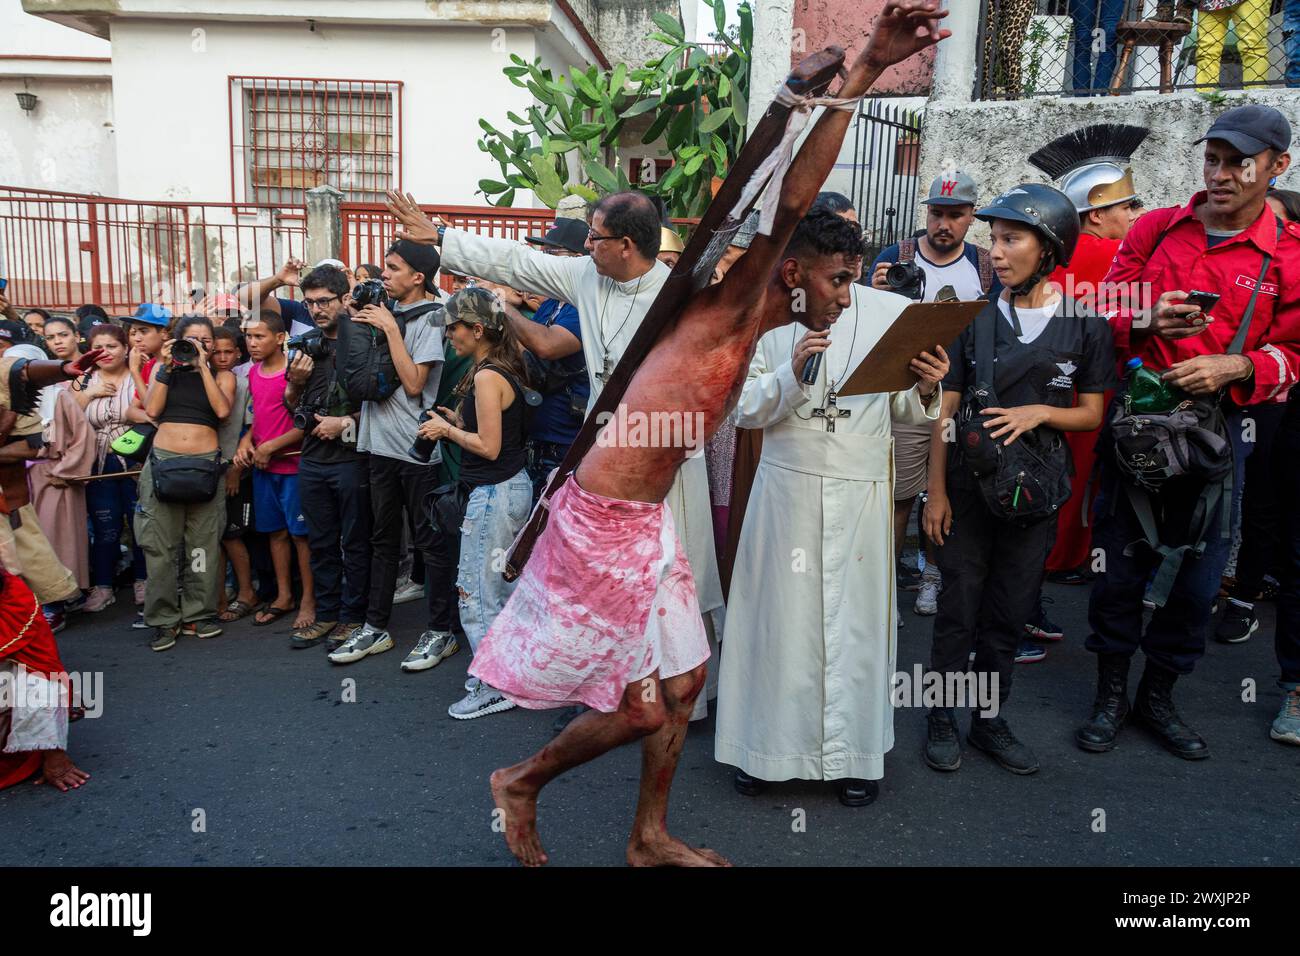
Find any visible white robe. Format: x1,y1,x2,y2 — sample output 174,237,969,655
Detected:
714,285,941,781
441,230,724,622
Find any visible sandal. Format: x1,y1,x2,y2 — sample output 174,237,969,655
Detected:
291,619,337,650
220,599,260,623
252,603,295,627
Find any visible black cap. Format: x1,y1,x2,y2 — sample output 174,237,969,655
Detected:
525,217,589,255
1196,105,1292,156
0,319,29,343
388,239,441,292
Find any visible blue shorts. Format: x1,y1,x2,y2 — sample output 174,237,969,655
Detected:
253,470,307,536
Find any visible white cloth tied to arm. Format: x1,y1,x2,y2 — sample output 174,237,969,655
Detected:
728,84,865,237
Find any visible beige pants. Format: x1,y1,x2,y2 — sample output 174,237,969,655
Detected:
0,504,80,605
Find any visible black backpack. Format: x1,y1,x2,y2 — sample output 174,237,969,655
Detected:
336,300,443,404
956,304,1071,526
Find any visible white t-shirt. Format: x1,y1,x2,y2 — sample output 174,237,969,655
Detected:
997,295,1060,345
915,245,986,303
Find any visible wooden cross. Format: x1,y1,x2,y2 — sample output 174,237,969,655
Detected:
812,390,851,432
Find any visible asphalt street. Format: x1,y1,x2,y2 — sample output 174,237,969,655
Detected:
4,580,1297,867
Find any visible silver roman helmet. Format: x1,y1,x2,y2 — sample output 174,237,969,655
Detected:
1028,124,1150,214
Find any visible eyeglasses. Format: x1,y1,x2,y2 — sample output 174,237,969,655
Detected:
304,296,340,310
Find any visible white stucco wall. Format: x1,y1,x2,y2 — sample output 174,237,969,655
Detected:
0,0,108,57
0,76,116,192
106,18,571,206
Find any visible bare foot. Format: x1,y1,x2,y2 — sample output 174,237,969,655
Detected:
627,832,728,867
35,750,90,792
293,604,316,630
692,845,733,866
490,768,548,866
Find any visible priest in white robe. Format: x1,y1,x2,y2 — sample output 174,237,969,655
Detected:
715,282,943,803
432,199,724,714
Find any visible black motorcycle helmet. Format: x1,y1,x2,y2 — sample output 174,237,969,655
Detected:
975,183,1080,296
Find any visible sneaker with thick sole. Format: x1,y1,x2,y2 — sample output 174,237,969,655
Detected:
391,578,425,606
328,624,393,664
1270,686,1300,745
968,715,1039,774
150,626,179,652
326,622,362,652
448,681,516,720
1024,598,1064,641
924,708,962,771
182,619,223,640
400,631,459,672
1014,639,1047,664
82,587,116,613
914,567,940,616
1215,600,1258,644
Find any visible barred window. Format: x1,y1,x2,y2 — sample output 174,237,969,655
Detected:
230,77,402,205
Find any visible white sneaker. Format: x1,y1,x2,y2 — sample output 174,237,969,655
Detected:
392,578,424,606
328,624,394,664
400,631,459,672
914,566,940,616
448,682,516,720
464,676,479,693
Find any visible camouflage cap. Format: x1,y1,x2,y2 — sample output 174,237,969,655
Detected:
445,286,508,332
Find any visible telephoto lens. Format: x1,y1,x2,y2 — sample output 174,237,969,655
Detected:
407,431,438,464
171,339,199,366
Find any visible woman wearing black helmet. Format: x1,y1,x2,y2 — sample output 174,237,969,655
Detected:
921,182,1117,775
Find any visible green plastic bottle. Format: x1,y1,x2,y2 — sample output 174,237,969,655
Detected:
1124,357,1181,414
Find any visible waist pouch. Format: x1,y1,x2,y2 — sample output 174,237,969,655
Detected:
427,481,469,538
1108,394,1231,491
150,451,224,504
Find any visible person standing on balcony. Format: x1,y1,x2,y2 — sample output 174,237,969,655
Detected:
1068,0,1125,95
1196,0,1271,90
1286,0,1300,88
980,0,1037,98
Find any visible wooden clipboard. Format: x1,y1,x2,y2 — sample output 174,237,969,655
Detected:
837,300,984,396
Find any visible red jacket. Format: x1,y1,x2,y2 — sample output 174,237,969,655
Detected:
1049,232,1122,310
1102,191,1300,405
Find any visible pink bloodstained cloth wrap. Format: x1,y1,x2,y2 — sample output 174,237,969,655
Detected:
468,475,710,713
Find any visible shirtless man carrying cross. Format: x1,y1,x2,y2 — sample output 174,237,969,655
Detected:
387,1,951,866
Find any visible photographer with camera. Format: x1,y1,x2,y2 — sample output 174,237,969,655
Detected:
137,315,237,651
923,184,1114,776
329,241,453,673
281,265,370,650
236,257,323,339
870,171,1001,619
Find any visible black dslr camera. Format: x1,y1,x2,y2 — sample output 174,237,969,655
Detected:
171,338,200,367
286,328,329,366
351,278,394,311
886,260,926,301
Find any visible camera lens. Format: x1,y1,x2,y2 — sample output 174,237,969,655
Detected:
408,434,436,464
172,339,199,365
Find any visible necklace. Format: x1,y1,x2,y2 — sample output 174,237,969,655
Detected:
595,273,644,385
791,308,861,432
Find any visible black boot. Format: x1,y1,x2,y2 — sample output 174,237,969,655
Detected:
1134,662,1210,760
733,768,767,796
1075,654,1132,753
968,713,1039,774
837,778,878,807
923,707,962,771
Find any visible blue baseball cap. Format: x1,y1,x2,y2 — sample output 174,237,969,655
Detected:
128,303,172,328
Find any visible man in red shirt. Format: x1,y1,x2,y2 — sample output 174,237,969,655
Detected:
1079,105,1299,760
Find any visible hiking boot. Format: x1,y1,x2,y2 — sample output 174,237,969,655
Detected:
914,565,940,615
968,714,1039,774
1271,685,1300,746
400,630,459,672
328,624,393,664
1014,638,1047,664
182,619,223,640
1134,662,1209,760
448,681,516,720
150,625,179,652
326,622,362,652
1076,654,1131,752
923,708,962,771
1215,599,1258,644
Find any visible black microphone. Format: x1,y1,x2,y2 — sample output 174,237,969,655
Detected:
801,351,822,386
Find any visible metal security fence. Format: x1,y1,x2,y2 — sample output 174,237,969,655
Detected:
0,187,306,314
848,100,925,264
978,0,1297,100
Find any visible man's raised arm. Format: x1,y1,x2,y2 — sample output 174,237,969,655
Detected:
724,1,949,293
385,192,584,306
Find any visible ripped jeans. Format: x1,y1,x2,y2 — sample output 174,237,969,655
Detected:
457,469,534,654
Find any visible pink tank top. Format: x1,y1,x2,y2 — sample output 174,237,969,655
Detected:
249,361,300,475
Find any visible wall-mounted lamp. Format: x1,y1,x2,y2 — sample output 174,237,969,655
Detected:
16,88,37,113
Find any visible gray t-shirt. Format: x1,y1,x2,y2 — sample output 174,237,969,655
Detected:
219,364,252,462
357,299,445,465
